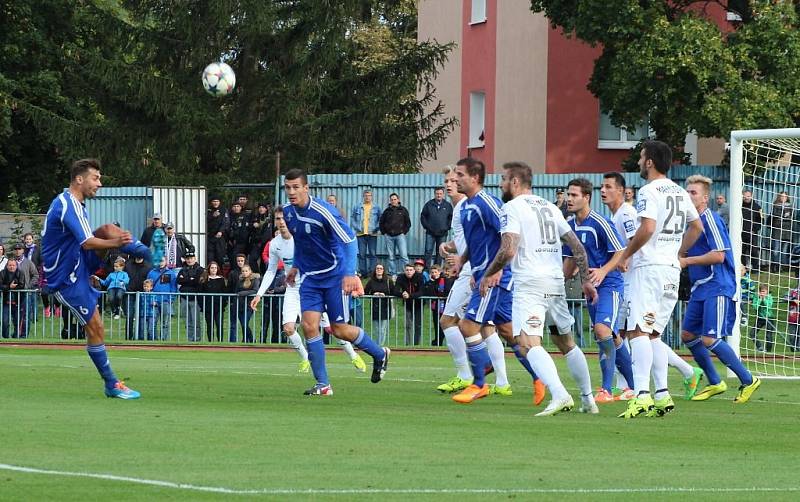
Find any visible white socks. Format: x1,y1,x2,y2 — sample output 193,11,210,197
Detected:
665,340,693,379
287,332,308,361
485,333,509,387
526,346,569,400
630,336,653,395
651,338,670,399
338,339,358,360
443,326,472,380
564,346,592,396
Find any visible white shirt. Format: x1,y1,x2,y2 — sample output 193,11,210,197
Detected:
501,193,572,284
631,178,699,269
255,233,299,297
451,197,472,277
611,202,638,245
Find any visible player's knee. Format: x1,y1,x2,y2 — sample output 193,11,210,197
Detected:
680,330,695,343
439,314,456,329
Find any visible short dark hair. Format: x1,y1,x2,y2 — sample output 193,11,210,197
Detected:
502,161,532,187
389,192,399,199
235,253,247,260
567,178,593,199
642,140,672,174
284,168,308,185
70,158,101,180
603,172,626,189
456,157,486,185
273,205,284,215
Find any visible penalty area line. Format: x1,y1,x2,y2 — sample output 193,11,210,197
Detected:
1,464,799,495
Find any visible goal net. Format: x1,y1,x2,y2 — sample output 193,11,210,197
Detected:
730,128,800,379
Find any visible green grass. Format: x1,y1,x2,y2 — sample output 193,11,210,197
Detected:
1,346,799,501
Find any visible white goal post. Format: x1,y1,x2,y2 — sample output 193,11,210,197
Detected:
730,128,800,379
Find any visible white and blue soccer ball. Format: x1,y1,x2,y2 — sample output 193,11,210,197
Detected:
202,62,236,97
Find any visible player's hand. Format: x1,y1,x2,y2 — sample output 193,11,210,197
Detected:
582,280,598,305
115,233,134,247
617,258,629,274
286,267,298,287
343,275,364,297
445,253,463,273
439,242,451,258
678,256,688,269
588,267,607,287
479,271,501,296
469,276,476,289
250,295,261,310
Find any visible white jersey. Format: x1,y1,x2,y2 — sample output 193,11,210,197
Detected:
501,193,572,285
255,233,299,297
611,202,638,245
451,197,472,277
630,178,699,270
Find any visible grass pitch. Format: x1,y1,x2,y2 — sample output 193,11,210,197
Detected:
1,346,799,501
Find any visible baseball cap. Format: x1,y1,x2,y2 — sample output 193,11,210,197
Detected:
166,222,174,229
13,243,23,250
152,212,162,219
555,188,564,194
184,251,195,258
414,258,425,266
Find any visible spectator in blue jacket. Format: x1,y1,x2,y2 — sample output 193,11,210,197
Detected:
98,257,130,319
350,189,382,276
146,255,179,341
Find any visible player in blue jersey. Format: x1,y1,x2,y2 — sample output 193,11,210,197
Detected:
41,159,150,399
450,157,542,405
680,175,761,403
281,169,389,396
564,178,633,404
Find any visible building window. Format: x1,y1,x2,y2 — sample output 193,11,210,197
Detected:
470,0,487,24
597,107,649,149
469,92,485,148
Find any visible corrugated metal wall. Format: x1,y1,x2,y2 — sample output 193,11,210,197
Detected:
278,166,729,258
84,186,153,241
153,187,207,266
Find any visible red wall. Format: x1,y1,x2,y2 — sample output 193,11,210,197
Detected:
545,28,627,173
460,0,497,171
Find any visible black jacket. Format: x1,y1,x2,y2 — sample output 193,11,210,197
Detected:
207,206,230,238
249,211,273,249
177,263,205,293
0,268,23,304
228,212,250,245
125,259,151,292
394,272,424,309
364,274,395,320
742,199,762,235
420,199,453,237
379,204,411,236
421,275,453,313
166,233,195,265
140,224,163,247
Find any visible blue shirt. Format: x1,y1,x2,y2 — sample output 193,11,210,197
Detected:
687,208,736,300
461,190,513,290
563,210,625,289
42,191,100,290
283,196,356,285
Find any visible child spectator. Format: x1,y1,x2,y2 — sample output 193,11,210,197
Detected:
422,264,453,346
750,284,776,352
364,263,394,346
98,257,130,319
787,288,800,352
394,263,424,346
140,279,158,341
740,264,757,303
413,258,430,283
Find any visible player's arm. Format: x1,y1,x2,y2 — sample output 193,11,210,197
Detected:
251,248,280,309
561,230,598,304
480,232,518,295
621,217,655,261
678,218,704,257
680,250,725,268
439,239,457,257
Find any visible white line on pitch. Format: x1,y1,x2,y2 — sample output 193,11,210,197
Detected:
1,464,798,495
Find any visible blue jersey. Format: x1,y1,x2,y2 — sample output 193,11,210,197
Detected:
41,191,100,290
687,208,736,300
283,196,356,285
461,190,512,290
563,210,625,288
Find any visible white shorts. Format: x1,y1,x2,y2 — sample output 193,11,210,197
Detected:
283,286,301,325
512,282,574,337
442,273,471,318
625,265,679,334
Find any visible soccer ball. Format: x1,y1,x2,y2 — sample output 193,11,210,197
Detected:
202,62,236,97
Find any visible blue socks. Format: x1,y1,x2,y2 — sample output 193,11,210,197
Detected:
686,337,721,385
710,339,754,385
511,344,539,381
597,337,616,392
614,341,634,389
306,335,329,385
466,342,491,387
87,344,118,389
353,328,385,361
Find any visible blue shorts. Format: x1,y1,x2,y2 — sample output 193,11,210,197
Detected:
52,279,101,326
681,296,736,339
464,287,512,325
299,278,349,325
588,284,624,334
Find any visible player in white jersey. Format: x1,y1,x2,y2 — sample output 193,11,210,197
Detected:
602,172,705,401
480,161,598,416
251,206,366,374
616,141,704,419
436,166,546,403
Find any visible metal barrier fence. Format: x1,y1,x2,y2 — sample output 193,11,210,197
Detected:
0,289,694,350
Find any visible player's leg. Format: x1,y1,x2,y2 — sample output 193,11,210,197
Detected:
325,288,388,383
298,281,331,394
681,298,718,400
483,324,510,393
329,311,366,373
549,324,596,414
436,275,473,392
644,269,682,416
282,288,309,372
619,267,658,418
451,289,497,403
663,339,703,398
589,286,619,401
496,321,546,405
